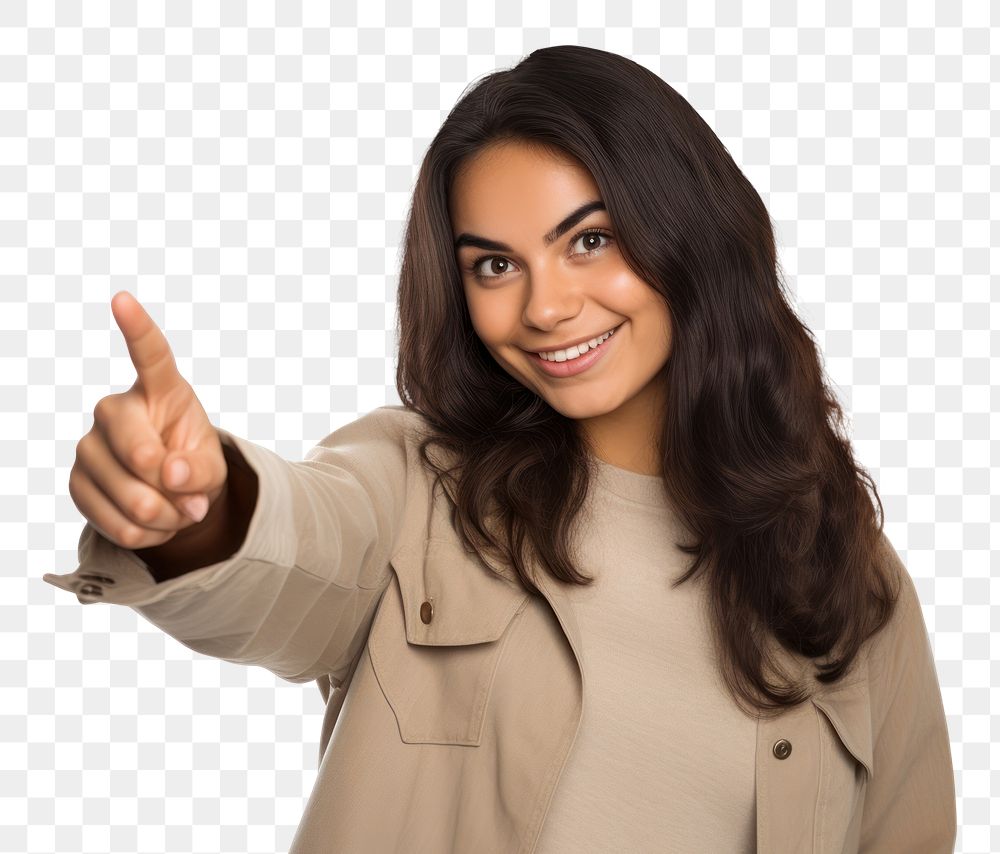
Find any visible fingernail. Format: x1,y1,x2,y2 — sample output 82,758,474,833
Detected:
170,459,190,486
179,495,209,523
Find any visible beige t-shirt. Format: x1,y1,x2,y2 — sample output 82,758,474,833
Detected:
534,454,757,852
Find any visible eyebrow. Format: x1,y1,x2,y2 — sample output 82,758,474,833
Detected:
453,200,607,253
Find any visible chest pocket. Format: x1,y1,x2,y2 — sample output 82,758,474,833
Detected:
367,537,531,746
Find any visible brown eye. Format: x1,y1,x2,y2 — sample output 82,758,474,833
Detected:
467,255,517,281
482,258,511,276
571,230,613,256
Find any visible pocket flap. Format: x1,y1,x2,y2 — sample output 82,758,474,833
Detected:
389,536,530,647
810,656,875,782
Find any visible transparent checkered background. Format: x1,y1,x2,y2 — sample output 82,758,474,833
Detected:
5,1,993,852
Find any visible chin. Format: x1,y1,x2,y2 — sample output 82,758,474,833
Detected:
537,393,623,422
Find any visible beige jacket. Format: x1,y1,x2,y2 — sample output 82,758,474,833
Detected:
44,405,958,853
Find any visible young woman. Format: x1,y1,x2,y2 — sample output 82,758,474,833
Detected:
46,45,956,853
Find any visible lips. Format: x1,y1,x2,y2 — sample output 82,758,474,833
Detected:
526,320,622,378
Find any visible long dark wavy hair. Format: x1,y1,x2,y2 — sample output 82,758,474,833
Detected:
394,44,902,716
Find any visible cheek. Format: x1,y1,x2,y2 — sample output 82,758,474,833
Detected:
617,278,673,359
647,305,674,366
462,288,486,336
465,293,513,348
601,269,661,323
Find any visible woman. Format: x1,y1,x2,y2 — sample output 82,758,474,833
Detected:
46,46,955,852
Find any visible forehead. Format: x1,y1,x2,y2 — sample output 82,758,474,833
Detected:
449,141,601,233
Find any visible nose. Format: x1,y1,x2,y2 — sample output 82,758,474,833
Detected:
521,263,584,332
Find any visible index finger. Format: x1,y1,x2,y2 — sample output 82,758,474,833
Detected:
110,290,181,396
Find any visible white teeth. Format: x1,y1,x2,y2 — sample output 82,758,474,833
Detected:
538,326,617,362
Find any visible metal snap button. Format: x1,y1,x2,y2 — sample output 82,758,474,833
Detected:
79,573,116,585
772,738,792,760
78,583,104,597
420,600,434,624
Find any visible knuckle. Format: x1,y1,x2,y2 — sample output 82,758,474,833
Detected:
128,442,155,470
127,493,159,525
74,433,90,465
115,521,145,550
93,395,113,423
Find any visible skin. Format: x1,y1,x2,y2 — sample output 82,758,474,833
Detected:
449,140,674,476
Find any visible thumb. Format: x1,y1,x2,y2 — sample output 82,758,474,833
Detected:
160,449,222,522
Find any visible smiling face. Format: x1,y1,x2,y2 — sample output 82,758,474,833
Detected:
449,139,674,474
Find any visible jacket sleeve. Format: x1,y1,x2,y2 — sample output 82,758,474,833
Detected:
42,405,412,687
859,537,957,853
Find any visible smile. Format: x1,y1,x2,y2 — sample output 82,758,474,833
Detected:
535,325,618,361
527,323,623,378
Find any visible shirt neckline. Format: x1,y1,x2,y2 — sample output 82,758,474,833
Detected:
586,451,670,508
